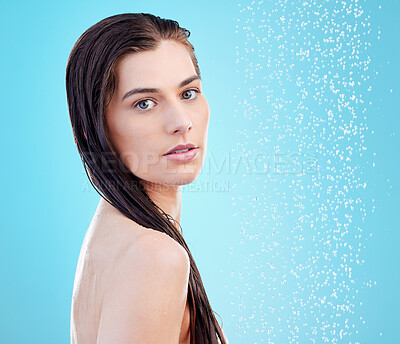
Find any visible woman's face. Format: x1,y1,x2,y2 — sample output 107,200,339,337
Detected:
106,40,210,187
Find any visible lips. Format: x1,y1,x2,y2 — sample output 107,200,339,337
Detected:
163,143,199,156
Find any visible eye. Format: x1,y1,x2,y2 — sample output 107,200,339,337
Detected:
133,99,156,111
132,89,200,111
182,89,200,100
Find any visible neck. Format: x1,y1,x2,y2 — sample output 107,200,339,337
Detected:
140,180,182,226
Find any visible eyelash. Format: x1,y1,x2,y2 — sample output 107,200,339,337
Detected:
132,88,201,111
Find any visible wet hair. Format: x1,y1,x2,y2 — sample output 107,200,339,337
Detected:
65,13,226,344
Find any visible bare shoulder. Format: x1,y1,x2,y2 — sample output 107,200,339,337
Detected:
86,198,190,282
114,227,191,283
89,198,187,259
134,229,189,267
97,224,190,343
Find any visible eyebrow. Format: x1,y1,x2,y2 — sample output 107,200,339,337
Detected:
121,75,201,102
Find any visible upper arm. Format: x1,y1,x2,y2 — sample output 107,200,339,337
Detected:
97,231,190,344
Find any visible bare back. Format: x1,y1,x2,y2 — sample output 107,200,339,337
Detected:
70,198,191,344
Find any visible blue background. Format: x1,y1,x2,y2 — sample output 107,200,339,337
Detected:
0,0,398,343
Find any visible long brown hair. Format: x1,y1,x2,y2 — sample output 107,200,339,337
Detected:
65,12,226,344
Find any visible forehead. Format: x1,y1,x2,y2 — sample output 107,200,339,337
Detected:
115,40,196,92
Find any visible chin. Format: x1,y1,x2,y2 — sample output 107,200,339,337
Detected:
163,170,202,186
169,175,199,186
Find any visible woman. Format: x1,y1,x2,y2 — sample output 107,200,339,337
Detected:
66,13,228,344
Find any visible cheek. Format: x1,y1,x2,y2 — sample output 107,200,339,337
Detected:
193,98,210,129
109,121,164,173
107,118,143,162
107,115,140,151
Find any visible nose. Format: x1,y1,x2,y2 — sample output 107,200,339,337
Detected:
165,100,193,135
